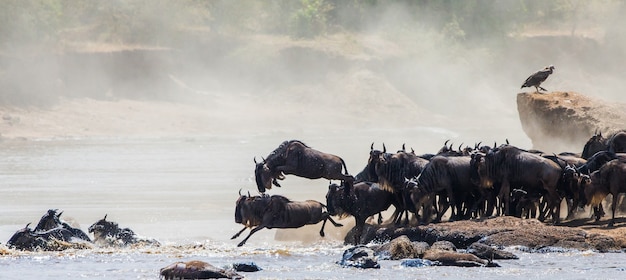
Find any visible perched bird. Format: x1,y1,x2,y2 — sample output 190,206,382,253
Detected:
521,65,555,93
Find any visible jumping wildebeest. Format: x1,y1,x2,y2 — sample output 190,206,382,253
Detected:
254,140,353,193
472,145,563,224
34,209,91,242
88,215,160,247
582,159,626,227
7,223,89,251
326,181,394,244
582,131,626,159
521,65,554,93
232,193,342,247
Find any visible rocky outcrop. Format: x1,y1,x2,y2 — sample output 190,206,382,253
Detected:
347,216,623,253
517,91,626,153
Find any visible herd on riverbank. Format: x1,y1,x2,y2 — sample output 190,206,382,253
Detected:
244,131,626,245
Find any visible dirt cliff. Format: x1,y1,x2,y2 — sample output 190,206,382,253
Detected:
517,91,626,153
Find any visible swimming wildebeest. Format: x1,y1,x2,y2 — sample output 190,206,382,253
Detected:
34,209,91,242
88,215,160,247
254,140,353,193
7,223,90,251
232,192,342,247
326,181,394,244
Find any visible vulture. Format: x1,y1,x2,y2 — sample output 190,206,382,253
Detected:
521,65,555,93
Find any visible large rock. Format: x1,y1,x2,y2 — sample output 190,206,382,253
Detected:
517,91,626,152
353,216,623,252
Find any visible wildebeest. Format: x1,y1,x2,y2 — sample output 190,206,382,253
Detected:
521,65,554,93
7,223,90,251
88,215,160,247
326,181,394,244
471,145,563,223
34,209,91,242
232,193,342,247
160,260,243,280
254,140,353,193
364,144,429,224
581,131,626,159
582,159,626,227
407,155,480,224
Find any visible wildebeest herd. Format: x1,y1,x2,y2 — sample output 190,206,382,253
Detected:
237,131,626,245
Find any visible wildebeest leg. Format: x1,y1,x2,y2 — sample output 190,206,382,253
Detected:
231,227,248,240
237,225,265,247
500,181,511,217
353,217,366,245
609,194,618,227
319,213,343,237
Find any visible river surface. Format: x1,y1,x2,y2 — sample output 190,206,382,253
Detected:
1,133,625,279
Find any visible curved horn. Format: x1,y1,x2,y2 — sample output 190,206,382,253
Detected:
103,214,107,221
239,189,242,196
261,157,266,163
444,139,450,146
506,139,510,145
371,142,374,151
458,143,463,152
254,157,257,164
382,143,386,153
402,143,406,151
247,191,251,198
25,222,31,229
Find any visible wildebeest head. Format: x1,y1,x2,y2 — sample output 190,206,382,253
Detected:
7,223,39,250
470,152,494,188
582,132,607,159
34,209,63,232
254,158,272,193
254,157,284,193
325,183,344,217
234,193,269,228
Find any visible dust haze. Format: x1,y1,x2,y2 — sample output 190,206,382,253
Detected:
2,0,626,157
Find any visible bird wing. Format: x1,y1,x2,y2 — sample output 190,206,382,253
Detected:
522,69,551,87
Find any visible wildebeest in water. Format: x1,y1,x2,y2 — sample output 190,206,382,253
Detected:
254,140,354,193
232,191,342,247
88,214,160,247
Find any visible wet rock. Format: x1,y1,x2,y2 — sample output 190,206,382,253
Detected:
430,241,456,252
374,235,428,260
160,260,242,279
400,258,437,267
337,245,380,269
467,242,518,260
231,261,262,272
587,233,620,252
